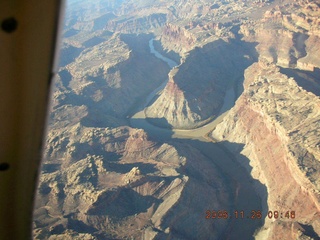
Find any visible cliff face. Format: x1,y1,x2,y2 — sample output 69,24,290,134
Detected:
35,125,231,239
145,39,256,129
240,0,320,70
212,60,320,238
106,13,167,33
50,33,171,130
159,23,197,54
34,0,320,239
209,1,320,237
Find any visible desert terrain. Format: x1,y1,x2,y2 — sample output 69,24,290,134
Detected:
33,0,320,239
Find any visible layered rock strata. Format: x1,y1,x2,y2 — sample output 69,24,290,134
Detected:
34,0,320,239
145,39,256,129
240,0,320,70
212,59,320,238
50,33,170,130
34,126,231,239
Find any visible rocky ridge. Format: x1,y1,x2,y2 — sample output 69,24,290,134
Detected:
35,125,231,239
212,59,320,238
240,0,320,70
145,38,256,129
50,33,170,130
34,0,320,239
208,2,320,237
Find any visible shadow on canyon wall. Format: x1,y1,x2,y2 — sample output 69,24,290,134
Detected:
151,36,259,125
55,31,270,238
173,38,258,94
57,32,260,131
152,39,181,64
58,45,84,68
130,117,173,141
145,117,173,129
299,223,320,240
280,67,320,97
106,162,158,175
58,69,73,89
133,116,268,239
87,188,161,219
174,139,268,240
56,33,171,129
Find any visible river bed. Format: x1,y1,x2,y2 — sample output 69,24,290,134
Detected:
131,38,236,140
129,38,264,239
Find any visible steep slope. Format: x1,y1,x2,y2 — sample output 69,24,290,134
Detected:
212,59,320,238
34,126,231,239
34,0,320,239
240,0,320,70
50,33,170,130
145,39,256,129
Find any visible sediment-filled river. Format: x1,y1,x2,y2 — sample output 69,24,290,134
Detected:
130,38,265,239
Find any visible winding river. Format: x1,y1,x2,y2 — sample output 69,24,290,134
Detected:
131,39,236,140
130,39,265,239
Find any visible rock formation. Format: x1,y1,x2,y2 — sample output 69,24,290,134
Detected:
106,13,167,33
33,0,320,239
34,125,231,239
50,33,171,130
145,39,256,129
212,59,320,238
240,0,320,70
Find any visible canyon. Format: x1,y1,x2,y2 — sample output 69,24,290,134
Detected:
33,0,320,239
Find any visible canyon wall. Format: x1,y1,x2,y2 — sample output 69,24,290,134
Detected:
240,0,320,70
212,59,320,238
35,125,231,239
145,39,256,129
50,33,171,130
34,0,320,239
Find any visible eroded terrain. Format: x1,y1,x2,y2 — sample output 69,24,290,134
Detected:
34,0,320,239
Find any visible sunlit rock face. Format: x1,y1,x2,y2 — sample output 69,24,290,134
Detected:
145,39,255,129
210,2,320,236
240,0,320,70
34,0,320,239
35,125,231,239
212,59,320,237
